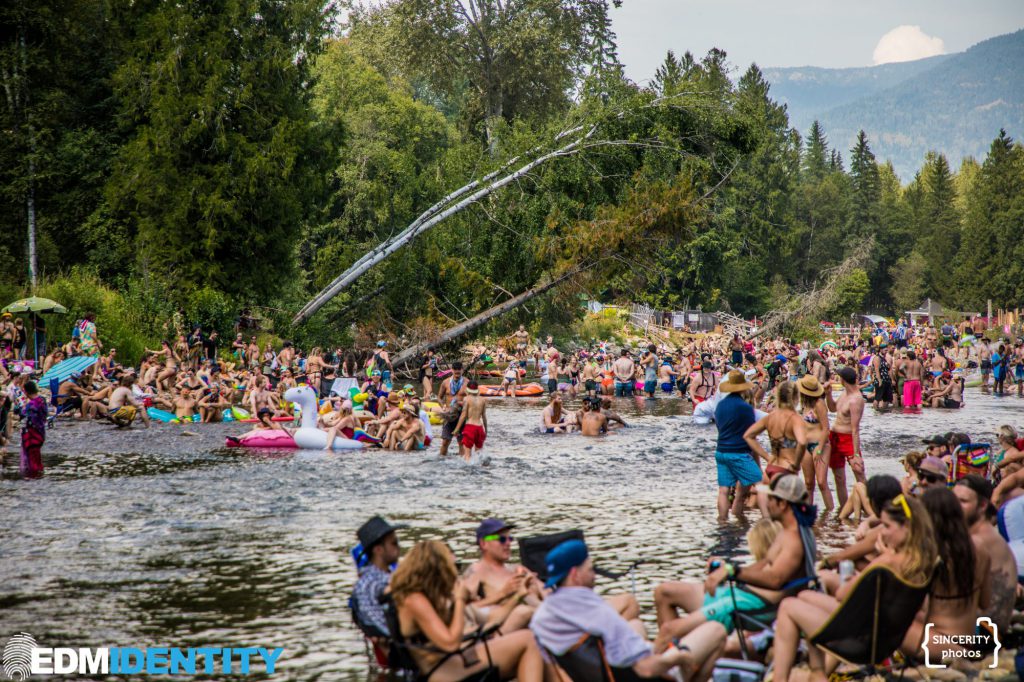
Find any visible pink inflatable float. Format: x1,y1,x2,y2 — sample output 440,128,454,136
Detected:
225,430,297,449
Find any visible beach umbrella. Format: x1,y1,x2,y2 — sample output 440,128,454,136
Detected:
2,296,67,314
2,296,68,363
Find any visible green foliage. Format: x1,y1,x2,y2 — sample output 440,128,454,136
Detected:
572,311,626,345
183,288,235,339
827,268,870,319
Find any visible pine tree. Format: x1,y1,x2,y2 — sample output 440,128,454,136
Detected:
846,131,880,242
917,153,960,297
803,120,829,182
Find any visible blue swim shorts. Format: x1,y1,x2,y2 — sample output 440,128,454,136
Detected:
715,450,763,488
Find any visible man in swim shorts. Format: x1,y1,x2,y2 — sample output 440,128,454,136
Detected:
829,366,866,508
454,382,487,462
107,375,150,428
640,344,658,398
713,370,761,521
612,349,635,397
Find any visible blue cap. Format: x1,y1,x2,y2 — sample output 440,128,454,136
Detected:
476,518,514,541
377,340,387,347
545,539,588,588
775,354,787,362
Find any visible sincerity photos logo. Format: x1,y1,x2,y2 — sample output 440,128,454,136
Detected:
2,633,284,678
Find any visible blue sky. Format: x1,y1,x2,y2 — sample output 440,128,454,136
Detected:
611,0,1024,83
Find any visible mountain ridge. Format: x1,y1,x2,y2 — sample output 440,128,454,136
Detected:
762,29,1024,179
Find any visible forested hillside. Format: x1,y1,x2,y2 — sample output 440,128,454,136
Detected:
766,30,1024,179
2,1,1023,353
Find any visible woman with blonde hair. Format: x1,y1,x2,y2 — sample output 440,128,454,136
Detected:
391,540,543,682
744,381,809,516
993,425,1023,478
797,375,833,510
772,493,937,681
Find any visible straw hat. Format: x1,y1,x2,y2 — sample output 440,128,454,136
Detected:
796,375,824,397
719,370,753,393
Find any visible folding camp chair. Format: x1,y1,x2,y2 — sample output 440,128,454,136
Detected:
949,443,991,484
382,594,500,682
47,377,73,427
547,635,664,682
518,530,644,593
347,594,390,672
809,564,931,677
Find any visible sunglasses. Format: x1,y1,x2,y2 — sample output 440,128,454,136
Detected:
482,534,513,544
917,471,945,484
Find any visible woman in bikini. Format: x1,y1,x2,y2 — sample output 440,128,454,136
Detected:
743,381,809,481
797,375,833,511
390,540,543,682
772,493,937,682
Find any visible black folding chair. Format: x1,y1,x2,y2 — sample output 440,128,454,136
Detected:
518,530,644,592
809,564,931,677
547,635,663,682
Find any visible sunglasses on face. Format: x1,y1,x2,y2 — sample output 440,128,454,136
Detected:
482,534,513,544
917,471,945,484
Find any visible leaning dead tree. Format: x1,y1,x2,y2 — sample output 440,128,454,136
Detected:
292,124,597,326
292,91,712,326
389,266,588,367
752,239,875,339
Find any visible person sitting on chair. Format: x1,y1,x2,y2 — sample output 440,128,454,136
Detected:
654,475,815,643
531,538,726,682
390,539,544,682
352,516,407,638
462,519,544,634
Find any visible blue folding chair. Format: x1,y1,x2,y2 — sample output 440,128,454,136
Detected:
47,378,73,427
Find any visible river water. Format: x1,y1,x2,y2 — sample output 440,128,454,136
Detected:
2,388,1021,680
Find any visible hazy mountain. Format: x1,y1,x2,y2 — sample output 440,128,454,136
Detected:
763,30,1024,179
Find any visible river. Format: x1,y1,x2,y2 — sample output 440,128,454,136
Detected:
1,388,1020,680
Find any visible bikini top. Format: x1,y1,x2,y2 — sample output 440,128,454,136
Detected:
770,435,799,451
804,411,819,425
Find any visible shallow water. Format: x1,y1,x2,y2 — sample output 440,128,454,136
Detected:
2,387,1022,680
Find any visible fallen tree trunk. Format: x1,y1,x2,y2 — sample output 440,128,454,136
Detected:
292,128,596,326
389,268,584,367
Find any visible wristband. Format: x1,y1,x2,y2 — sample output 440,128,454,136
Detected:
725,563,735,578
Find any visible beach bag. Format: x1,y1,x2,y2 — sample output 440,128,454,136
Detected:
712,658,765,682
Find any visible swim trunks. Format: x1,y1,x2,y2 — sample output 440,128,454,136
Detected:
460,423,486,449
547,378,558,394
584,379,597,393
643,380,656,394
828,431,856,469
108,405,137,427
614,381,633,397
715,450,762,488
661,382,674,393
902,379,922,408
942,398,962,409
700,585,770,633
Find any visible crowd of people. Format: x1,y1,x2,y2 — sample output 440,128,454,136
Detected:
349,457,1023,681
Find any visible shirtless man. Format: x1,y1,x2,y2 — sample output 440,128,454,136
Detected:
437,362,467,457
690,361,717,405
600,398,628,429
655,474,812,642
171,387,199,421
657,360,675,395
513,325,530,361
901,350,924,408
58,373,92,418
545,357,559,395
931,371,964,409
675,354,693,399
578,399,608,436
612,349,635,397
462,519,543,633
454,382,487,462
388,406,426,451
107,376,150,428
829,367,866,508
978,338,993,390
954,476,1016,635
581,359,600,397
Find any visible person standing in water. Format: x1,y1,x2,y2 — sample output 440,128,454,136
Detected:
640,344,658,399
20,381,46,478
454,381,488,463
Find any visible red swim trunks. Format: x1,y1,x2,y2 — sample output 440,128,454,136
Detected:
460,423,486,449
765,463,794,479
828,431,856,469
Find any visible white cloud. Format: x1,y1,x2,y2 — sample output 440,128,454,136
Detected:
873,25,946,65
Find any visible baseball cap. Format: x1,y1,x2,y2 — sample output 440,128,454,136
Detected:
836,367,858,385
475,518,515,542
357,515,409,554
917,456,948,478
377,340,387,347
921,434,949,447
545,539,589,589
756,474,809,504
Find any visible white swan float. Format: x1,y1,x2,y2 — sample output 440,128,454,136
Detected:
284,386,365,450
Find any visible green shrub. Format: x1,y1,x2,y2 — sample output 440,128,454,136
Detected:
184,287,236,338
